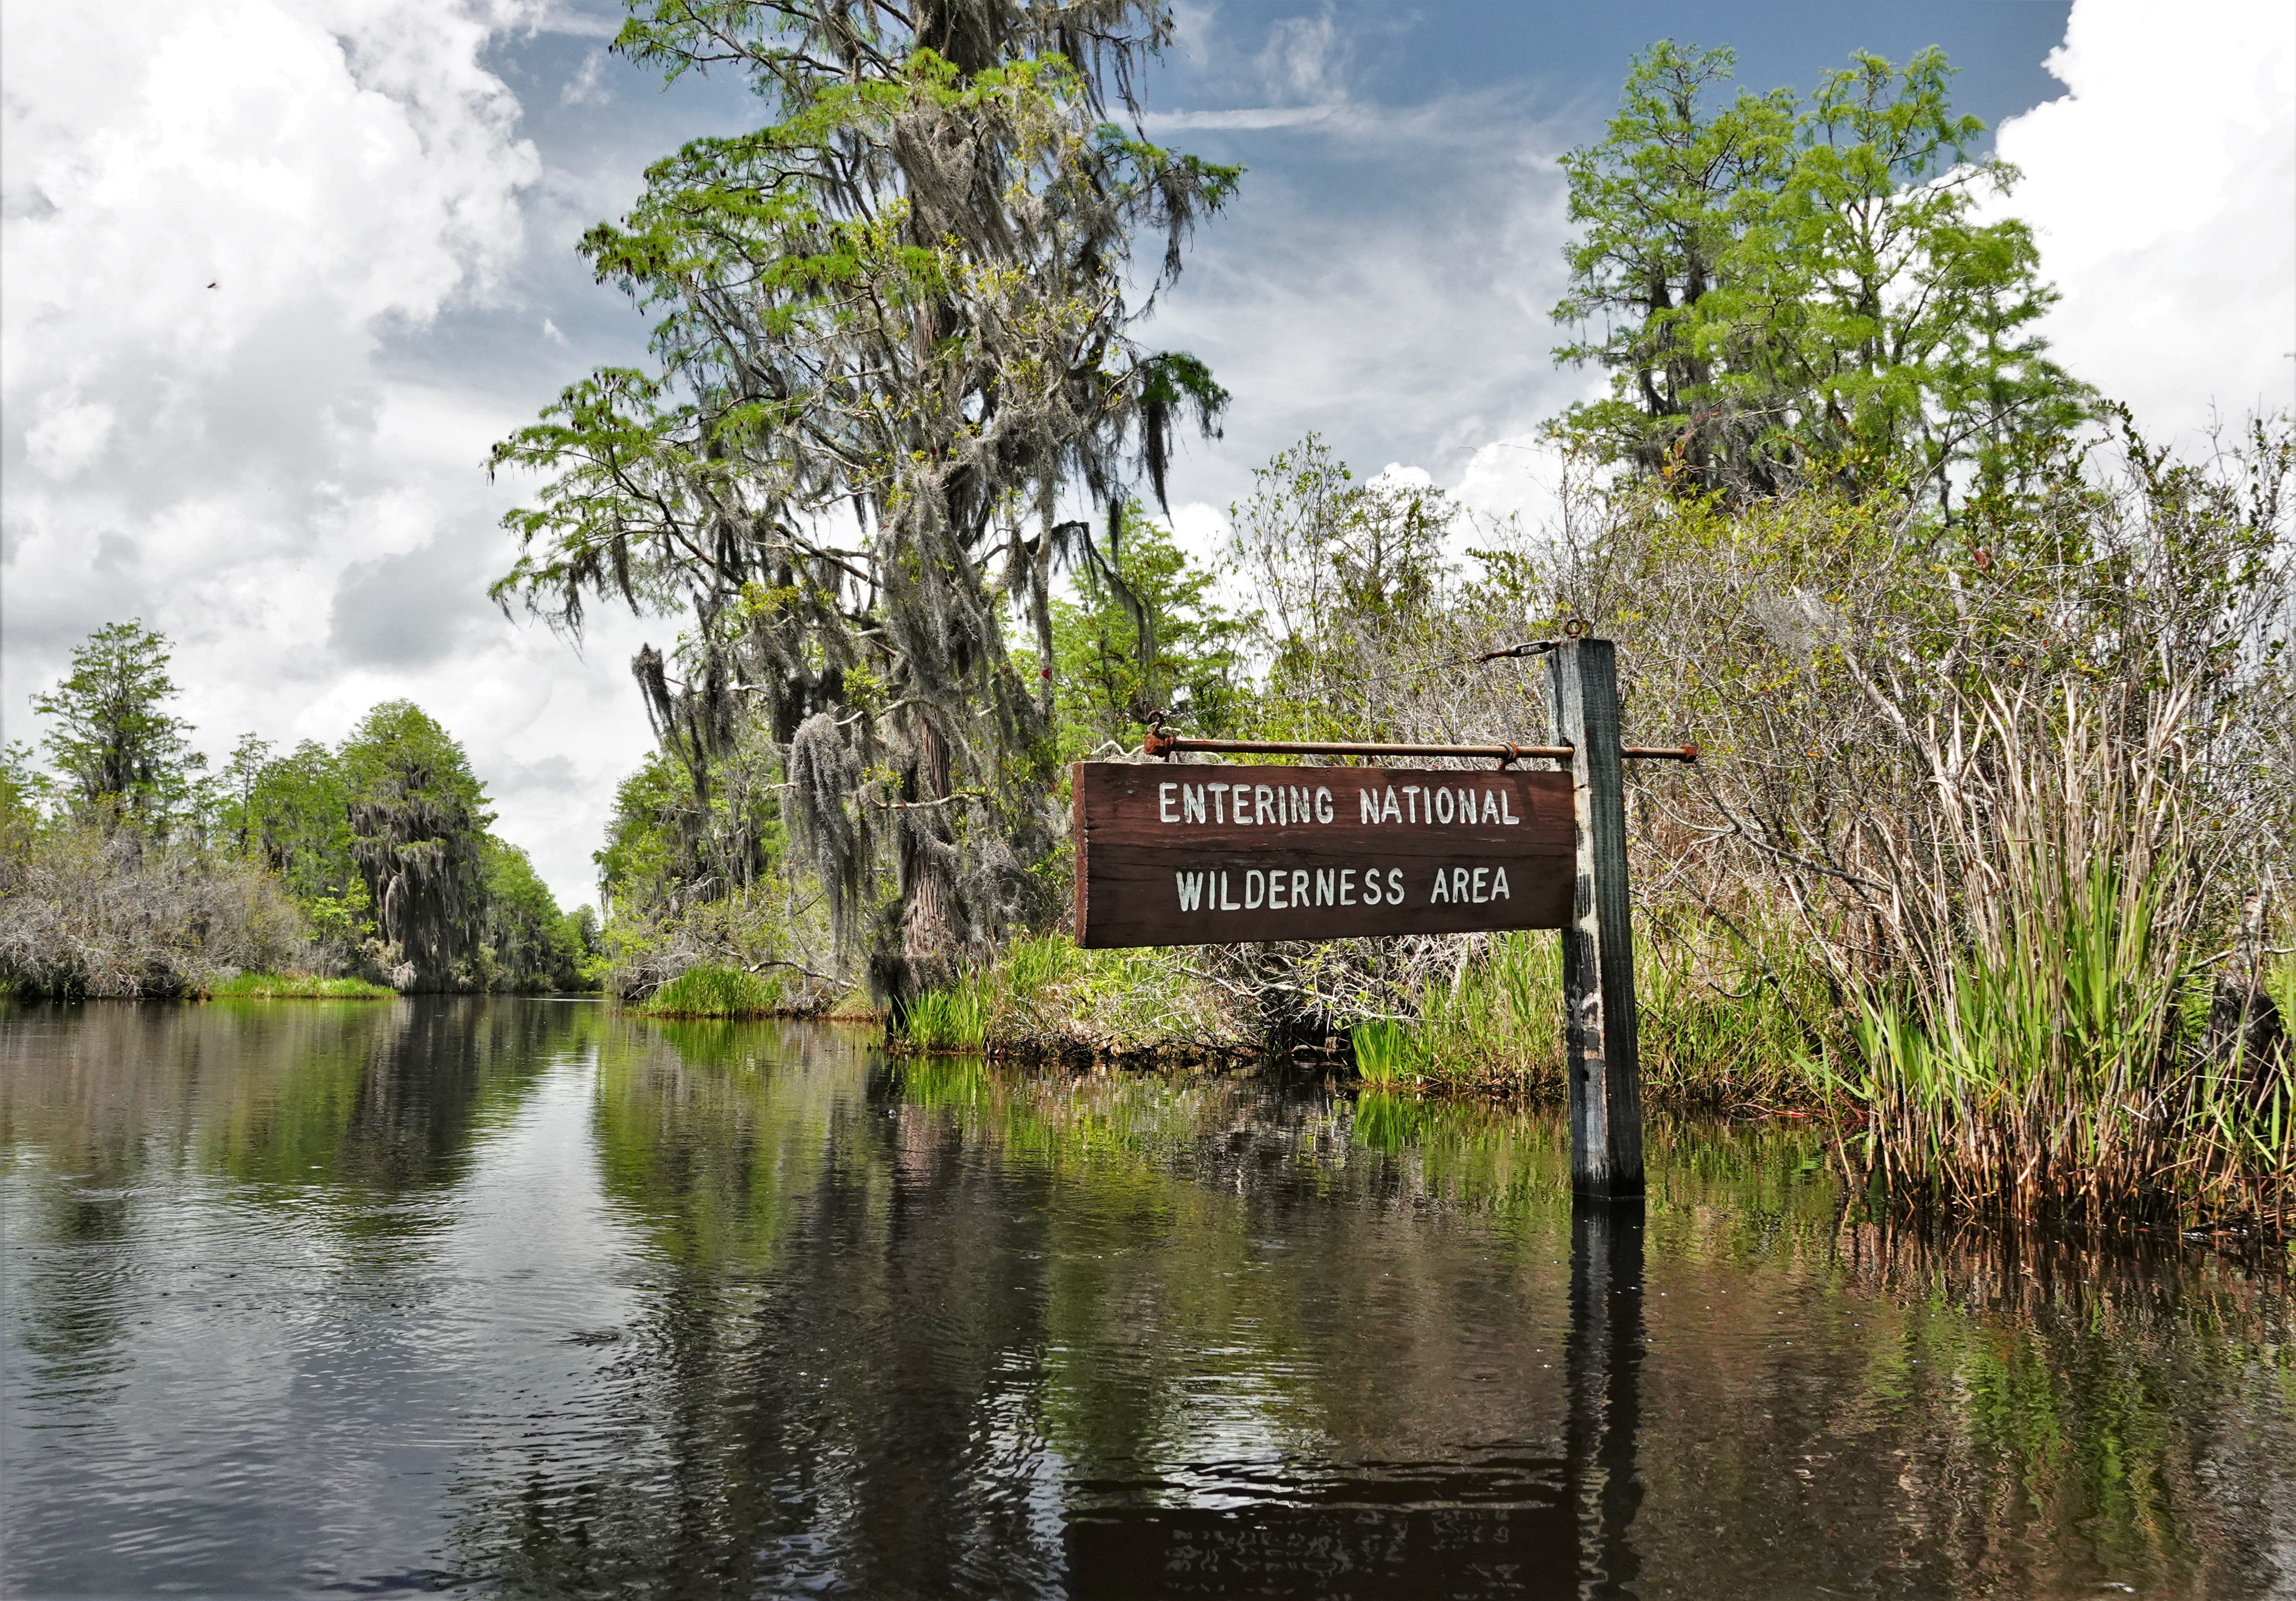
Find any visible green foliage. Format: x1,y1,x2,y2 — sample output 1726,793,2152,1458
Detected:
1552,42,2090,506
481,837,588,992
594,751,690,918
1225,434,1459,741
1341,932,1809,1107
339,702,493,990
11,630,570,998
638,964,784,1018
1348,1019,1414,1085
238,739,372,950
0,741,46,862
561,904,607,988
204,973,394,999
1040,504,1248,756
894,932,1249,1057
29,619,206,831
203,731,272,853
903,981,989,1052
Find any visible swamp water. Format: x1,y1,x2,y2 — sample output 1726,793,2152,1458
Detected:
2,998,2291,1599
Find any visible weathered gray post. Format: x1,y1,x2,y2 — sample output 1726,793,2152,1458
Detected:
1546,638,1644,1198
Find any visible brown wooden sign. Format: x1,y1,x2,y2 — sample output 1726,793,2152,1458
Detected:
1071,761,1574,949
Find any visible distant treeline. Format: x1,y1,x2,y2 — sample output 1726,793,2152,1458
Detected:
1,620,596,998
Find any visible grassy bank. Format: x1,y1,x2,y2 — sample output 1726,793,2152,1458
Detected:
203,973,394,999
896,935,1254,1061
635,965,786,1018
1345,921,1824,1107
898,907,2291,1233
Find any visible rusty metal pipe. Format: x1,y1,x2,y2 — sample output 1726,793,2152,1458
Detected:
1142,730,1697,765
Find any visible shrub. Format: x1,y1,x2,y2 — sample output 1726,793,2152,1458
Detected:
0,824,313,998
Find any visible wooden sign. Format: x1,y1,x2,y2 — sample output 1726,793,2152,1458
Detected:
1071,762,1574,949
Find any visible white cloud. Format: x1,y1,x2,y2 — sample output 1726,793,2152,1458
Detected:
560,48,610,107
1451,435,1573,535
0,0,652,909
1141,88,1581,517
21,398,117,479
1989,0,2296,441
1139,105,1339,133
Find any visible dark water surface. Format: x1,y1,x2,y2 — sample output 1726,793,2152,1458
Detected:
3,1000,2292,1599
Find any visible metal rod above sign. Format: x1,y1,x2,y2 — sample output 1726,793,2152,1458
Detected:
1143,729,1698,765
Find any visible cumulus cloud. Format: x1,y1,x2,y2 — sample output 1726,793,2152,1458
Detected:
1139,105,1582,523
0,0,653,907
1985,0,2295,441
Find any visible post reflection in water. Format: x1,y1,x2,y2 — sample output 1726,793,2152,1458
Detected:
1564,1198,1643,1600
2,1001,2290,1600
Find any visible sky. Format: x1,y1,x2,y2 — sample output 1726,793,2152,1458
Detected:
4,0,2292,910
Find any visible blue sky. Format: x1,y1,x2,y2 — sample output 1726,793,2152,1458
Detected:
432,0,2085,516
4,0,2288,906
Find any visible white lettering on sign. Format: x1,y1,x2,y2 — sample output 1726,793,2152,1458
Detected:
1170,864,1411,912
1168,782,1342,827
1426,866,1514,905
1348,784,1517,828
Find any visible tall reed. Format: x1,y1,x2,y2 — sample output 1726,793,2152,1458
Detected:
638,964,785,1019
895,934,1252,1057
1830,686,2290,1222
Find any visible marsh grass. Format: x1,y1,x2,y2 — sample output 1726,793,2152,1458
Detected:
638,964,784,1019
904,982,989,1052
896,934,1252,1058
203,973,393,999
1823,688,2293,1225
1345,926,1818,1104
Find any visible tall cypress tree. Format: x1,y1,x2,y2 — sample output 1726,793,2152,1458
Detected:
30,620,205,832
1551,43,2090,510
340,702,492,991
492,0,1235,1004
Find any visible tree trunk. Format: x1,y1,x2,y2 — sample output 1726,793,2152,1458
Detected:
895,714,960,1003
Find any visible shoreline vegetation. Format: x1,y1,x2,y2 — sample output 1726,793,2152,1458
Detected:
201,973,397,1000
469,19,2290,1240
5,22,2290,1244
3,634,605,1004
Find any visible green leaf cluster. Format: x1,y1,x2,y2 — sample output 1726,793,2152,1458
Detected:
1553,42,2092,509
1037,502,1249,758
28,620,206,832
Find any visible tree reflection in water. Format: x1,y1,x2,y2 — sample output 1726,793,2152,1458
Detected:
1,1005,2289,1599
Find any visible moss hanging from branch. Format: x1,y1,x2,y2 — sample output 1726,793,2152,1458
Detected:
492,1,1235,1003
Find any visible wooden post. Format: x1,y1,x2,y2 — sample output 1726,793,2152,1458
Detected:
1546,639,1644,1198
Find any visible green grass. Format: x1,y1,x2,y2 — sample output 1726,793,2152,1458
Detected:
1825,860,2292,1223
204,973,394,999
894,933,1249,1057
904,982,989,1052
637,965,784,1019
1345,925,1818,1104
1349,1018,1415,1085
